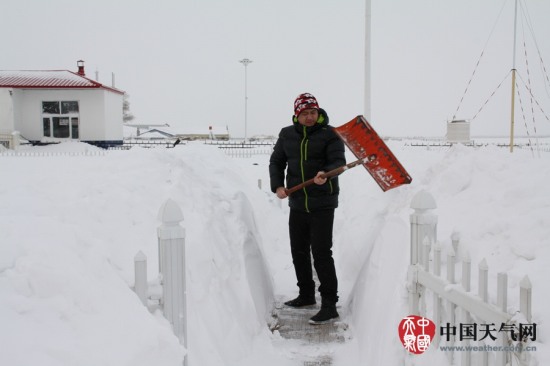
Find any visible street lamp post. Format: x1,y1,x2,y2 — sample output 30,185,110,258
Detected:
239,58,253,141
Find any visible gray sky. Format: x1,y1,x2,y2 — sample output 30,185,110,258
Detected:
2,0,550,138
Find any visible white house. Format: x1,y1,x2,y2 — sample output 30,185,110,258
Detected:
0,60,124,148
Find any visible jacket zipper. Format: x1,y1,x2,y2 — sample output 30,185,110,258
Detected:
300,125,310,212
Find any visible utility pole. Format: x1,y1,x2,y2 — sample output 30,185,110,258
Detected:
239,58,253,141
509,0,518,152
365,0,372,122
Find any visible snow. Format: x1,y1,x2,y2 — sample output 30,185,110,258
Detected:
1,139,549,365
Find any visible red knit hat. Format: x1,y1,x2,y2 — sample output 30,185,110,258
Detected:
294,93,320,117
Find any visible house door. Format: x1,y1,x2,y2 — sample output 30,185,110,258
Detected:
42,117,79,139
71,117,79,139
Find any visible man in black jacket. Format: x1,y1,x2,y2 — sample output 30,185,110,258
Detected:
269,93,346,324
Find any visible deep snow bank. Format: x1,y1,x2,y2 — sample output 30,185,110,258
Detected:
2,140,549,366
0,143,282,366
333,143,550,365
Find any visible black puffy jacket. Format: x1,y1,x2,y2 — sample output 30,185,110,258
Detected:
269,108,346,212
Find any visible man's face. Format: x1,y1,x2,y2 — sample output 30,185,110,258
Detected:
297,109,319,127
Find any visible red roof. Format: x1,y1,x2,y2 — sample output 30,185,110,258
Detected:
0,70,124,94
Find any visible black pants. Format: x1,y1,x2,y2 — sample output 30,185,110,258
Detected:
288,208,338,304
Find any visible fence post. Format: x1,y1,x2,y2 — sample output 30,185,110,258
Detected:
157,199,188,364
461,252,471,366
433,242,442,346
496,272,508,366
451,232,460,263
520,276,532,323
478,259,489,366
11,131,20,149
134,251,148,306
446,246,456,364
410,190,437,266
519,276,532,366
409,190,437,316
478,259,489,302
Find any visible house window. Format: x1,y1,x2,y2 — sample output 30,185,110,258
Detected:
61,101,79,114
42,101,79,139
42,102,60,114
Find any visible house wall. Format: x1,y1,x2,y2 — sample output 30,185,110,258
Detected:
78,89,105,141
0,88,15,132
11,88,123,143
103,90,123,141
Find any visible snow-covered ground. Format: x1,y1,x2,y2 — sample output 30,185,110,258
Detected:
1,139,548,365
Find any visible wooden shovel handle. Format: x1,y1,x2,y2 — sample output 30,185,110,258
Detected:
284,156,374,196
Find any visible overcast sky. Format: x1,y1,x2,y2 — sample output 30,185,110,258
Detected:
2,0,550,138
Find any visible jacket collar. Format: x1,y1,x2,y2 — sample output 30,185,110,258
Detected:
292,108,329,135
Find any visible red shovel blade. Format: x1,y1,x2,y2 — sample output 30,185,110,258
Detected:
334,116,412,192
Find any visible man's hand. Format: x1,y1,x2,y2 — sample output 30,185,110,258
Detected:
313,171,327,185
276,187,288,199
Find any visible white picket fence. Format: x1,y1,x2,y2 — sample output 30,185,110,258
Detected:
132,193,277,366
221,147,273,158
133,199,188,366
131,190,536,366
0,150,106,157
408,190,534,366
202,140,274,158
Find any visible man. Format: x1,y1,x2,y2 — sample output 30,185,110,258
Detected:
269,93,346,324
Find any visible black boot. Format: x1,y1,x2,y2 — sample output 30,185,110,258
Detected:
309,301,339,325
284,295,316,308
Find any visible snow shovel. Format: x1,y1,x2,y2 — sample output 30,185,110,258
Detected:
285,115,412,195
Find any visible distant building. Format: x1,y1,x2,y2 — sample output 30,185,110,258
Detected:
0,60,124,148
124,123,172,138
446,120,471,143
176,125,230,141
137,129,175,139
